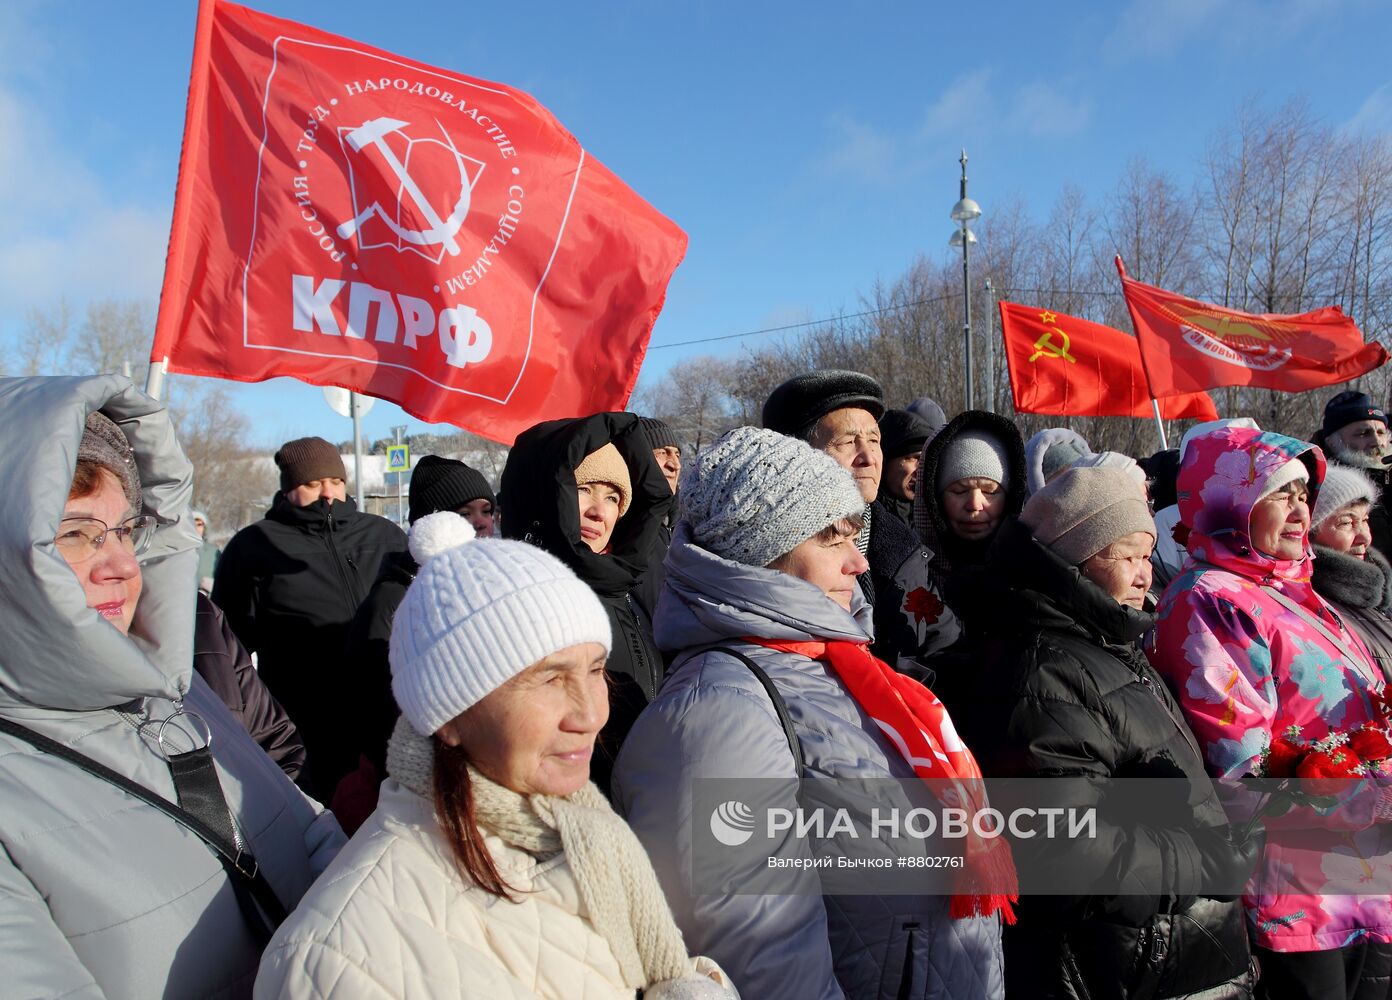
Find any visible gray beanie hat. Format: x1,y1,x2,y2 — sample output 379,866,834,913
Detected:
1070,451,1147,492
78,411,142,512
679,426,865,567
390,513,613,736
1022,466,1156,565
936,430,1011,494
1312,465,1380,530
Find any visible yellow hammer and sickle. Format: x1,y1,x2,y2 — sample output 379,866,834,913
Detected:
1029,330,1077,364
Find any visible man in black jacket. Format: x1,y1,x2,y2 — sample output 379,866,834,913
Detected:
763,371,960,667
211,436,405,799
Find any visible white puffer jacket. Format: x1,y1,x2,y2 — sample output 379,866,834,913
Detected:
258,780,727,999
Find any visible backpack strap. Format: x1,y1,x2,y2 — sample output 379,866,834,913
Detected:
0,715,287,944
678,644,804,776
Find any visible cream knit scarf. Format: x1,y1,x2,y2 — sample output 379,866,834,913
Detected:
387,719,692,990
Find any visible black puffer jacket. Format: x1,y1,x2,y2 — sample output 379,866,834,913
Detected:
911,411,1026,600
211,494,406,797
1312,544,1392,685
501,413,673,797
940,519,1254,1000
193,593,308,789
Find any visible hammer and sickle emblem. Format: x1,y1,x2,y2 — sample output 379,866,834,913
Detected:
336,117,472,258
1029,330,1077,364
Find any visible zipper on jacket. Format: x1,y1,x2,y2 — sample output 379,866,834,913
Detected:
1138,669,1206,765
895,922,919,1000
323,509,362,613
623,594,659,699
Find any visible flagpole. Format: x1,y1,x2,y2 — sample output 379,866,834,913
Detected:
1150,399,1169,450
148,0,216,383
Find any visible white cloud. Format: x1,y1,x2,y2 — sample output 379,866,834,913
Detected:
923,70,995,135
819,112,902,184
0,18,171,332
1006,81,1093,137
1344,82,1392,136
1104,0,1345,59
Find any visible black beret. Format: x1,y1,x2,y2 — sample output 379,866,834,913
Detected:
761,370,885,436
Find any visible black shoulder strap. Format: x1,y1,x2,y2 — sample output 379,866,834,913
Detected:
689,645,804,776
0,715,287,943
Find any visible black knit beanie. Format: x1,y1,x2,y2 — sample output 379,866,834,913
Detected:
274,436,346,493
408,455,495,524
1322,390,1388,439
635,416,679,451
879,409,933,461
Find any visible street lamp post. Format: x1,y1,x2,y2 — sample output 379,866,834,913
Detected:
949,149,981,411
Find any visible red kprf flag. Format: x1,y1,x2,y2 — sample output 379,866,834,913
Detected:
152,1,687,443
1116,258,1388,397
1000,302,1218,420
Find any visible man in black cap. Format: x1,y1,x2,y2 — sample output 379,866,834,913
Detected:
877,408,934,527
1314,389,1392,559
212,435,406,798
763,371,960,667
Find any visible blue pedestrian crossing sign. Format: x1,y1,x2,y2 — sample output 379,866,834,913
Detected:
387,444,410,472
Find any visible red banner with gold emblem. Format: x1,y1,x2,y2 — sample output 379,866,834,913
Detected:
150,0,686,443
1000,302,1218,419
1117,258,1387,397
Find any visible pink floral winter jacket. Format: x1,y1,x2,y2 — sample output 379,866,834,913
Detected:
1149,426,1392,954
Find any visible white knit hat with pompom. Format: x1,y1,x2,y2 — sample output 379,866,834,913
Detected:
390,511,613,735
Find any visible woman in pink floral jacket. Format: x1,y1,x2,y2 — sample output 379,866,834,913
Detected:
1149,425,1392,1000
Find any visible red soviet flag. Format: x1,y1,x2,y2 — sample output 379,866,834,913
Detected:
1116,258,1388,397
151,1,687,443
1000,302,1218,420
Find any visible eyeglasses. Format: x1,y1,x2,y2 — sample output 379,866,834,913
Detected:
54,515,156,563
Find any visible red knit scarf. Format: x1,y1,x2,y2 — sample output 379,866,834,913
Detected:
747,636,1018,924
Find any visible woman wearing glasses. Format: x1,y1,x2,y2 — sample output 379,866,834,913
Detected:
0,375,344,999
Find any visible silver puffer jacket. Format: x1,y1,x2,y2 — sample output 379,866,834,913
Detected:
613,524,1003,1000
0,375,343,1000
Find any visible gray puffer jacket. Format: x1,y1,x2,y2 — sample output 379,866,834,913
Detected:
612,524,1004,1000
0,375,344,1000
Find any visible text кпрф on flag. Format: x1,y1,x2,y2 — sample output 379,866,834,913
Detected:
151,0,687,443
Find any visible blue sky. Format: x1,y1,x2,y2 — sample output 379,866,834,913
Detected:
2,0,1389,446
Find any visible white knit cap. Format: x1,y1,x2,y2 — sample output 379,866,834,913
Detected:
1312,465,1381,529
679,426,865,568
1258,458,1309,501
389,512,613,736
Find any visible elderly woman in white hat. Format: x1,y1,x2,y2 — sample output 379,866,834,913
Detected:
256,514,736,1000
1310,464,1392,683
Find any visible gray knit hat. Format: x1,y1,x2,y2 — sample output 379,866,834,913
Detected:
78,411,141,512
1312,465,1380,529
679,426,865,567
389,513,613,736
936,430,1011,494
1022,466,1156,565
1070,451,1147,492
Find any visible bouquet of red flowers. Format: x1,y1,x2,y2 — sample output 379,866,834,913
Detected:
1243,722,1392,835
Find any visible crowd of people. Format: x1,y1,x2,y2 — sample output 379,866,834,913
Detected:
2,369,1392,999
